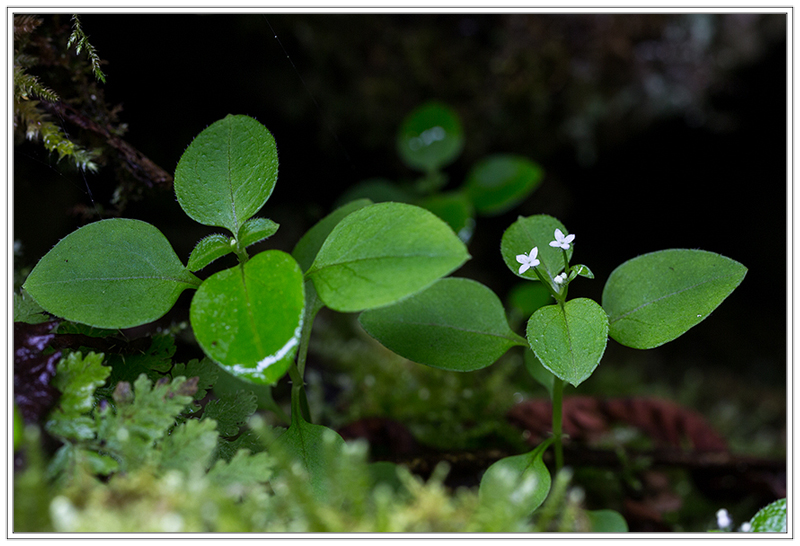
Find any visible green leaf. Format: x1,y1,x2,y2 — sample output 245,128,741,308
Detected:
359,278,526,371
748,498,786,532
602,249,747,349
46,415,96,442
158,418,219,474
99,335,177,401
307,202,470,312
202,390,258,437
51,351,109,415
208,448,274,487
292,198,373,272
237,217,279,248
190,250,305,385
523,349,555,399
508,282,553,317
479,438,553,517
397,102,464,172
417,192,475,244
174,114,279,234
463,154,544,216
586,509,629,532
526,299,609,387
13,289,50,324
187,234,234,272
501,215,573,282
96,374,198,472
272,412,346,499
170,357,219,405
570,264,594,280
23,218,200,329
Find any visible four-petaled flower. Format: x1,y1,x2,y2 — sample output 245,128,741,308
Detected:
549,228,575,250
554,272,567,284
516,247,540,274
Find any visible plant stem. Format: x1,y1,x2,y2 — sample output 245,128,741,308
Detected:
552,377,564,473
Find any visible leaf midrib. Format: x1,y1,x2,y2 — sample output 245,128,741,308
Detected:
608,272,740,325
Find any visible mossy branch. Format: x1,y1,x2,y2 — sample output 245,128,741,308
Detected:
14,66,59,102
67,15,106,83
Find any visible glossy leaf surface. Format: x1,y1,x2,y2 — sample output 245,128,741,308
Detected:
464,154,544,216
602,249,747,349
478,439,553,517
359,278,526,371
501,215,573,282
174,114,278,234
526,298,608,387
190,250,304,385
307,202,470,312
292,198,372,272
23,219,199,329
397,102,464,172
187,234,234,272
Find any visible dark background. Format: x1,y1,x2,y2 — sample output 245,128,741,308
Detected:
14,13,787,390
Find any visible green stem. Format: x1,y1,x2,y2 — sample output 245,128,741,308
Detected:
561,249,570,274
288,284,322,424
288,363,312,423
233,244,249,265
552,377,564,473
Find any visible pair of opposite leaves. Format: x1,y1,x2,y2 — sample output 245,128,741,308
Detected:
23,115,472,385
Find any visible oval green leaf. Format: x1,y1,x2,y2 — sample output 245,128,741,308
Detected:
417,192,475,244
397,102,464,172
174,114,279,234
748,498,786,533
292,198,373,272
190,250,304,385
478,439,553,517
501,215,573,282
526,298,609,387
464,154,544,216
187,234,234,272
359,278,526,371
602,249,747,349
272,398,347,500
307,202,470,312
238,217,279,248
23,218,200,329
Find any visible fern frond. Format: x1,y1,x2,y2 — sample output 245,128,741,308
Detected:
14,66,59,102
13,14,42,36
67,15,106,83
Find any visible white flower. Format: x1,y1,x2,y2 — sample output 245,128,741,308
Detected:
516,247,540,274
716,508,732,530
554,272,567,284
739,522,752,533
549,228,575,250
